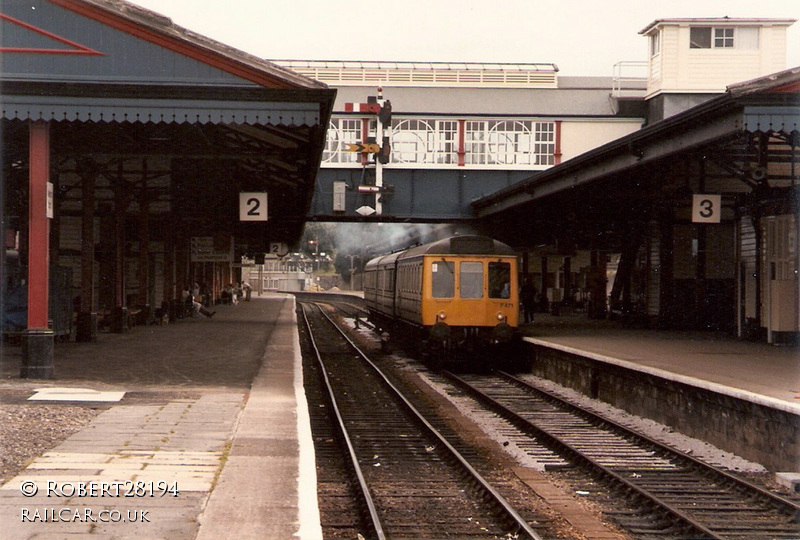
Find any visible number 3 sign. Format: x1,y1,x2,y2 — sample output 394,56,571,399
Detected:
240,192,268,221
692,194,721,223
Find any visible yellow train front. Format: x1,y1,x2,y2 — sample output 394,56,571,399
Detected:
364,235,519,355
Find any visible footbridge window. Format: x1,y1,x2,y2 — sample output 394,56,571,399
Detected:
323,116,555,168
391,119,459,164
323,118,363,164
464,120,555,166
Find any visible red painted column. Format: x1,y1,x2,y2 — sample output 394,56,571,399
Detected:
457,119,466,167
27,121,50,330
554,120,563,165
22,120,55,379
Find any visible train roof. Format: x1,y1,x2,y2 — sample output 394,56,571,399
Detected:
402,235,516,257
365,236,516,268
364,250,404,269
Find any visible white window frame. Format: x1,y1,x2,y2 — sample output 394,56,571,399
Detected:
322,115,555,170
464,119,555,166
391,118,459,164
650,30,661,58
689,26,759,50
323,118,363,164
714,27,734,48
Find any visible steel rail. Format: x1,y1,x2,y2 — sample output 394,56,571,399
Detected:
312,303,543,540
300,303,386,540
494,370,800,520
444,370,723,539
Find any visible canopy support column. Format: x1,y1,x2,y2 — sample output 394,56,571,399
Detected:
21,120,54,379
76,158,98,342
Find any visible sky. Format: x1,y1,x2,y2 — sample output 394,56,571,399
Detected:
126,0,800,77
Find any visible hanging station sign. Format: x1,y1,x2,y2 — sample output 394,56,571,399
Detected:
692,194,721,224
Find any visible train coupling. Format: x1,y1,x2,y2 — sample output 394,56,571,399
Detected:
492,322,515,344
430,321,450,342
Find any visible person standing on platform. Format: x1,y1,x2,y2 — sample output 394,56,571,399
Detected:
520,277,537,324
242,281,252,301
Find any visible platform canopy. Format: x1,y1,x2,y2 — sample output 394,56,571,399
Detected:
473,66,800,251
1,0,336,251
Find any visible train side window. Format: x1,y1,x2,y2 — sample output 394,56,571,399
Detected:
488,262,511,299
459,261,483,298
431,261,454,298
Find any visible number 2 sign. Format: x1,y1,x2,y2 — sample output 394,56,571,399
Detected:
692,194,721,224
240,192,268,221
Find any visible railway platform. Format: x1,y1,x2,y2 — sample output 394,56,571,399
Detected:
0,291,797,539
0,293,321,540
520,314,800,406
518,313,800,476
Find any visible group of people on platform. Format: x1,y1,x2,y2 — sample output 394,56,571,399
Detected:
181,283,215,319
180,281,252,319
221,281,252,305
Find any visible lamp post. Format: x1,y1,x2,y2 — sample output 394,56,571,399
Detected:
308,239,318,271
348,255,359,291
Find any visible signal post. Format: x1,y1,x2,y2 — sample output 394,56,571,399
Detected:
344,88,392,216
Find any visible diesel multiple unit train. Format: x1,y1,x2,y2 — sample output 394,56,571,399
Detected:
364,235,519,353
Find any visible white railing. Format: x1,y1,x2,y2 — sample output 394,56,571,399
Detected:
611,61,648,99
274,60,559,88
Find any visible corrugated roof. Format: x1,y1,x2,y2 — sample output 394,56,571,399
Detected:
728,65,800,97
57,0,329,90
472,66,800,216
2,0,335,125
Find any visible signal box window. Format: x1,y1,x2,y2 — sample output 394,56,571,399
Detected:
650,31,661,58
714,27,734,48
431,261,454,298
460,262,483,299
690,27,757,49
690,27,712,48
488,262,511,299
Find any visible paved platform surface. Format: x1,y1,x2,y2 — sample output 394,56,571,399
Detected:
520,314,800,413
0,293,320,540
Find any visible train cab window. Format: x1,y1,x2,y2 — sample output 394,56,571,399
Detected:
459,262,483,298
488,262,511,299
431,261,454,298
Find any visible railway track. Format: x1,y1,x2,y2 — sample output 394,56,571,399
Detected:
444,370,800,540
299,302,543,539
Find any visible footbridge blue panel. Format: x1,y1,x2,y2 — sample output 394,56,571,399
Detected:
309,168,533,221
